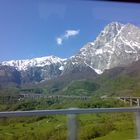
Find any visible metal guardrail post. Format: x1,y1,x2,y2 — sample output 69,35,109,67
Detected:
137,99,140,107
135,110,140,140
130,98,133,106
67,111,77,140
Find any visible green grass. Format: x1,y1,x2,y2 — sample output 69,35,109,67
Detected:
0,115,67,140
78,113,135,140
0,97,136,140
94,130,135,140
0,112,135,140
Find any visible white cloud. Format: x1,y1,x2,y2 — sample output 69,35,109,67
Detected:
56,29,80,45
65,30,80,38
56,37,63,45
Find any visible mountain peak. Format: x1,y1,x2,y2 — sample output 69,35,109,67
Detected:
107,21,124,26
1,21,140,81
92,22,124,49
74,22,140,72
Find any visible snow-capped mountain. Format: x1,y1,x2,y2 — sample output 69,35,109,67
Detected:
1,22,140,84
1,55,66,71
1,56,67,83
72,22,140,73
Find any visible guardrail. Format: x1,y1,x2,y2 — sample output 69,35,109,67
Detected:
0,107,140,140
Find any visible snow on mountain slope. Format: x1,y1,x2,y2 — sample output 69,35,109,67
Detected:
1,22,140,82
1,56,66,71
72,22,140,72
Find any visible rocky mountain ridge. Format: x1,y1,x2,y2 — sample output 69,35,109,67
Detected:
1,22,140,84
72,22,140,72
1,56,66,71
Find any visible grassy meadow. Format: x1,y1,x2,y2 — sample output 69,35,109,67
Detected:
0,97,137,140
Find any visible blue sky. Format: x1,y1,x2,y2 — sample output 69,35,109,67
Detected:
0,0,140,61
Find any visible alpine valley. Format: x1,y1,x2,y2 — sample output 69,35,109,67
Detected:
1,22,140,96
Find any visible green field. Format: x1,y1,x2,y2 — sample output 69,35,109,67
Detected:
0,98,137,140
0,113,136,140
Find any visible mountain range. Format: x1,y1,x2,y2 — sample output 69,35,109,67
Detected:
0,22,140,87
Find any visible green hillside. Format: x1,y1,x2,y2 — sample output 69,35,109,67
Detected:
41,61,140,97
62,80,100,96
40,74,140,97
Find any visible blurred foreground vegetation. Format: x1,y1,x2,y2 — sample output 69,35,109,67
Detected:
0,97,136,140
